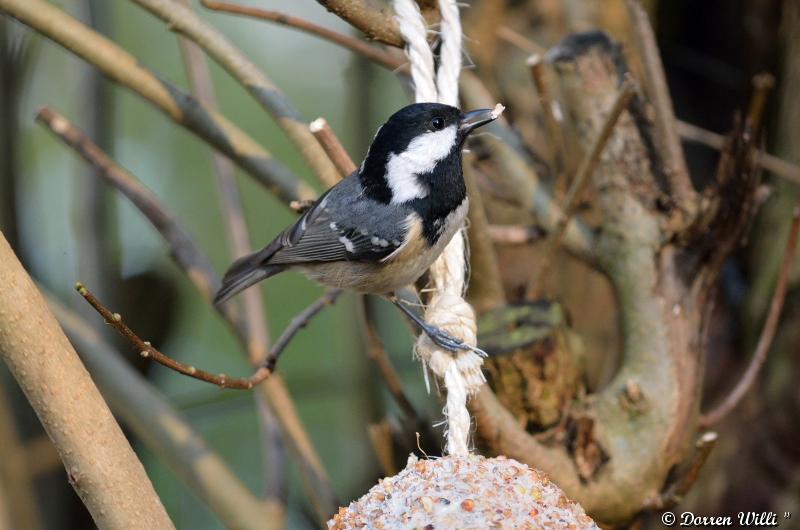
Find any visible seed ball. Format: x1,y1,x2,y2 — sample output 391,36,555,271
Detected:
328,454,598,529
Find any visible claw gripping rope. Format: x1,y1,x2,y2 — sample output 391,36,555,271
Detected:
394,0,487,456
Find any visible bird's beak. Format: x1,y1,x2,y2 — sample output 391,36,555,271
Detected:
460,105,503,134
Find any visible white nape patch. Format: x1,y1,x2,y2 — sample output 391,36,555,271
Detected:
329,222,338,230
338,236,355,253
386,125,457,204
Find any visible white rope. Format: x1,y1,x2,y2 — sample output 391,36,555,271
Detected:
394,0,485,457
393,0,437,103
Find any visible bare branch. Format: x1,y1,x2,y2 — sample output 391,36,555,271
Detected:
528,54,565,177
488,225,545,245
527,79,636,298
496,25,545,54
360,298,420,423
310,117,357,182
48,294,283,530
0,234,174,528
268,289,344,370
77,283,268,389
36,107,228,307
132,0,340,188
76,283,341,388
0,0,314,204
676,120,800,184
463,162,506,312
646,431,719,510
625,0,697,220
315,0,404,47
201,0,404,70
700,207,800,427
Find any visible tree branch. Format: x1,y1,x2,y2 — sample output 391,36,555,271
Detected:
76,283,341,388
700,207,800,427
310,117,357,181
527,79,635,298
676,119,800,184
315,0,404,47
624,0,697,221
646,431,718,510
131,0,340,188
201,0,404,71
0,0,314,204
36,107,228,310
488,225,545,245
47,294,284,530
528,54,566,177
0,233,174,529
360,298,420,423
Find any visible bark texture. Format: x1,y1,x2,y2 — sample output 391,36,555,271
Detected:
0,233,174,530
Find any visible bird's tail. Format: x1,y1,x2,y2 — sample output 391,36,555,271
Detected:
214,250,285,305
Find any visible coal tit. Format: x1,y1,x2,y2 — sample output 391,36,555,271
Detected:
214,103,500,351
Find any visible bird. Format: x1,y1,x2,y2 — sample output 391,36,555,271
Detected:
214,102,500,353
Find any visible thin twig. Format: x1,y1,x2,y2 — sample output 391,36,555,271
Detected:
488,225,545,245
496,25,545,54
463,161,506,312
268,289,343,370
745,73,775,135
526,79,636,298
77,282,266,389
36,107,228,311
76,283,341,388
625,0,696,221
527,54,565,178
201,0,403,70
646,431,718,510
309,117,356,182
676,120,800,184
175,0,285,504
700,207,800,427
132,0,340,187
360,297,420,423
0,0,314,204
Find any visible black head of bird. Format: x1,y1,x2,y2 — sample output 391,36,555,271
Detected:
214,102,500,306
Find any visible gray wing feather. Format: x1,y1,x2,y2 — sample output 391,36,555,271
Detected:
267,175,409,265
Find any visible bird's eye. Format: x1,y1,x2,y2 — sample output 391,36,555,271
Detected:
430,117,445,131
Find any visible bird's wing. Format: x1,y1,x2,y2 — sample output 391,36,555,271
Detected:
266,178,407,265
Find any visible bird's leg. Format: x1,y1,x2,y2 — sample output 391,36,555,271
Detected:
387,294,487,356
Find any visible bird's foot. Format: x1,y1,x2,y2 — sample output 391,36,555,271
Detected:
420,322,488,358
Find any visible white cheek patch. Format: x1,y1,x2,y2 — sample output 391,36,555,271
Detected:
385,125,457,204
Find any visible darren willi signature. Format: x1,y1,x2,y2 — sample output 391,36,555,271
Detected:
661,510,791,527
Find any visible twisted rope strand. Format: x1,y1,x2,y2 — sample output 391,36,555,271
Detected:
394,0,484,457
